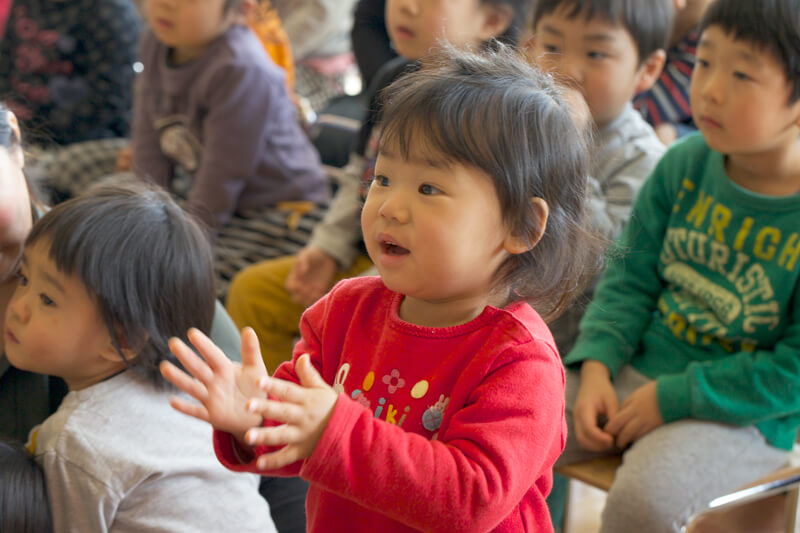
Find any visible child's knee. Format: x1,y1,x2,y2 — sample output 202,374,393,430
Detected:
227,256,296,315
603,477,679,532
602,461,696,533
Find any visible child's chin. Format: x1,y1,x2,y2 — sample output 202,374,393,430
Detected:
4,349,31,371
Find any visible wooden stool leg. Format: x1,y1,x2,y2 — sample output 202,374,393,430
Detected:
784,486,799,533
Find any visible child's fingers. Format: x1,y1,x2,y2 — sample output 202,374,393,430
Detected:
615,420,639,449
603,394,619,420
186,328,230,373
295,353,326,389
245,423,302,448
168,395,211,424
576,424,613,451
259,374,313,404
255,445,302,471
168,337,215,385
575,407,613,451
160,360,208,401
604,407,632,436
246,397,304,426
240,327,267,372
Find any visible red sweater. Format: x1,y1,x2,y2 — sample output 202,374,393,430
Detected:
216,277,566,532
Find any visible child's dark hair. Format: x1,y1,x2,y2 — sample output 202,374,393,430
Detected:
700,0,800,102
531,0,673,66
25,181,215,387
378,45,602,320
0,438,52,533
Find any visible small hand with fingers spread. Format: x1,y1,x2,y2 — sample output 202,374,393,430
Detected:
243,353,338,471
160,327,268,442
605,381,663,449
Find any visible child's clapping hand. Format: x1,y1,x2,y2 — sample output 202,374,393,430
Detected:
161,327,338,470
245,354,338,470
160,327,268,442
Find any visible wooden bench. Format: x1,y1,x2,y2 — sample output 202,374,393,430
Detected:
555,456,800,533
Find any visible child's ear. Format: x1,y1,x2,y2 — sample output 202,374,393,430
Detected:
504,198,549,254
99,326,146,364
634,49,667,94
478,3,514,43
99,342,138,365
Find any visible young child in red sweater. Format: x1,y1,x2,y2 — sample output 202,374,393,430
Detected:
162,45,601,532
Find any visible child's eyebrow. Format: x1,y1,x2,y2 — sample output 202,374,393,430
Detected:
380,148,449,169
584,33,616,44
540,24,565,37
20,254,66,293
698,38,762,65
698,37,717,51
41,270,66,293
735,49,762,66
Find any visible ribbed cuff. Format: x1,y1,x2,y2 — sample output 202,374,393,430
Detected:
656,374,691,423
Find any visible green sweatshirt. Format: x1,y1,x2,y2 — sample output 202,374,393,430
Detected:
565,133,800,450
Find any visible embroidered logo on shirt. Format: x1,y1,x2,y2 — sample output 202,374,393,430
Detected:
334,362,449,438
156,115,202,172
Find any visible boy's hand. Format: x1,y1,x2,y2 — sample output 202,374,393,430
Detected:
115,145,133,172
574,360,619,451
605,381,663,448
160,327,268,441
244,354,338,471
285,246,338,307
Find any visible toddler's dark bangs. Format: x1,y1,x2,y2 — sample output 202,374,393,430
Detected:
380,92,492,173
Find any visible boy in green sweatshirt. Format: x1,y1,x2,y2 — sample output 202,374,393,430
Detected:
560,0,800,531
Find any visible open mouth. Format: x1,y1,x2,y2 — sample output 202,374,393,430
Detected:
381,241,410,256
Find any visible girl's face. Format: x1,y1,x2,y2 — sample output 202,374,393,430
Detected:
361,142,522,327
4,240,124,391
0,146,32,284
385,0,512,60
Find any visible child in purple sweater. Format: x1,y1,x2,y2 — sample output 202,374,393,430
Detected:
134,0,329,296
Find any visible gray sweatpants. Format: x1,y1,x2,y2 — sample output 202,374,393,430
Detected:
558,366,789,533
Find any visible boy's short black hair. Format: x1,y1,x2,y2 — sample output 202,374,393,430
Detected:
378,45,602,319
26,181,215,387
700,0,800,102
531,0,673,66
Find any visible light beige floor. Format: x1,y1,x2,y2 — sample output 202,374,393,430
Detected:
564,480,606,533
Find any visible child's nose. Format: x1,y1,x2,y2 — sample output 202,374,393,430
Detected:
395,0,419,16
701,72,724,103
561,55,584,85
8,291,30,324
151,0,175,11
378,193,410,223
